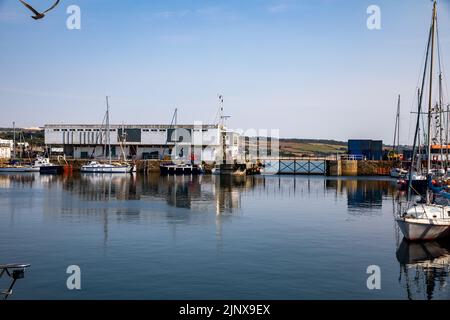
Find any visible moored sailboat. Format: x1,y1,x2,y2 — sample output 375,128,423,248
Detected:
396,1,450,241
80,97,133,174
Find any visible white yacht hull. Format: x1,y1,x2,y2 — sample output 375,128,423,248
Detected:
396,217,450,241
80,165,132,173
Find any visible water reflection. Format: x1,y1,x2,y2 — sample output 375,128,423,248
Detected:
0,174,400,215
326,178,397,215
397,239,450,300
59,174,247,215
0,172,38,188
3,173,447,299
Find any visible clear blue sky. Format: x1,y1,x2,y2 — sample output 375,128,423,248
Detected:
1,0,450,143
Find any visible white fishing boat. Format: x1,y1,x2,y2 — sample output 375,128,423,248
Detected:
80,97,133,174
33,156,63,174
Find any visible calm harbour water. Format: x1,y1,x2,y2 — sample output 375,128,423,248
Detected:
1,173,449,300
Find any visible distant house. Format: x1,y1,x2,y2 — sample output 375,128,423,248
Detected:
347,140,383,160
0,139,13,159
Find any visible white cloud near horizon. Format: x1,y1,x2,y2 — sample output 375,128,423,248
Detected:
267,3,290,13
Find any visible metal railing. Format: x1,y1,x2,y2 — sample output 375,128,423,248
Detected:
0,263,30,300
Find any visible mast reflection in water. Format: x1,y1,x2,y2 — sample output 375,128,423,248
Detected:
397,240,450,300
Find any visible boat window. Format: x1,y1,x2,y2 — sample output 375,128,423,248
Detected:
53,129,60,131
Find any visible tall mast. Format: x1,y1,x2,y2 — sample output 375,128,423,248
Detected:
161,108,178,160
174,108,178,126
218,94,227,164
19,131,23,159
407,9,433,200
121,121,126,161
397,95,400,154
426,1,436,174
447,103,449,169
439,73,444,168
106,96,111,164
393,95,400,154
12,121,16,159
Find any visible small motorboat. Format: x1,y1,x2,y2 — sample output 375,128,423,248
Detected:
397,172,427,193
33,156,63,174
212,163,247,176
390,167,407,178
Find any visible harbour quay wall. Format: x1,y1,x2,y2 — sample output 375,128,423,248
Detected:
48,158,393,176
357,160,392,176
50,159,165,173
326,160,393,176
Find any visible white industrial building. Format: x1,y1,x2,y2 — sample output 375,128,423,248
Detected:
44,124,242,162
0,139,13,159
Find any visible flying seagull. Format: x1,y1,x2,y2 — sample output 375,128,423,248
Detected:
18,0,60,20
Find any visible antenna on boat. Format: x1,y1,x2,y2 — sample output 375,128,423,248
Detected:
218,94,230,129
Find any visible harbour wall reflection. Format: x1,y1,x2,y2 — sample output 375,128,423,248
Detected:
0,173,399,216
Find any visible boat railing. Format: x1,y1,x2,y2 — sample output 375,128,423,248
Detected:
397,200,450,220
0,263,30,300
